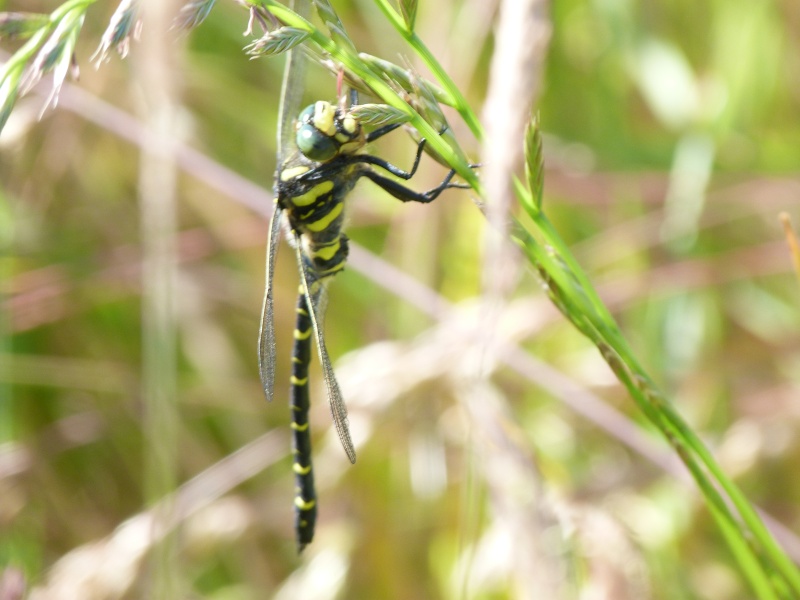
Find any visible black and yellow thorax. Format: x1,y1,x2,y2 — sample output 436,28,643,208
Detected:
276,101,366,280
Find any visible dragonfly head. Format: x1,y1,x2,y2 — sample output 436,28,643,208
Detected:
296,101,364,162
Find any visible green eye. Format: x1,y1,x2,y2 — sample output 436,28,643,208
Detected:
297,125,337,161
295,103,338,161
297,104,316,125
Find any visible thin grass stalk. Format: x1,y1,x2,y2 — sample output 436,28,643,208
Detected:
605,309,800,593
475,112,787,594
370,0,484,141
514,219,780,594
137,0,181,594
677,439,782,600
0,193,10,447
514,177,800,595
1,0,96,65
0,1,97,132
779,213,800,286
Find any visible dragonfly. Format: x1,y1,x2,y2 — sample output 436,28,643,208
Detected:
258,2,469,552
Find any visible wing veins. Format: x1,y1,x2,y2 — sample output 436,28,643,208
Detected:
258,206,284,402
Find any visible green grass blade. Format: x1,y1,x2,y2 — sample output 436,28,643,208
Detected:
513,110,800,591
371,0,483,141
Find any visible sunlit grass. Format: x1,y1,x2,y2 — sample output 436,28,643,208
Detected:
2,1,800,598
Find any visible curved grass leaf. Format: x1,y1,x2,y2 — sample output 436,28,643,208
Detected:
0,13,50,40
349,103,411,129
399,0,417,31
359,53,453,106
326,22,356,55
313,0,355,52
245,27,310,58
92,0,140,63
524,112,544,212
0,76,19,133
173,0,216,31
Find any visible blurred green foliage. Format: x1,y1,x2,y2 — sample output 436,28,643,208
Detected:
1,0,799,599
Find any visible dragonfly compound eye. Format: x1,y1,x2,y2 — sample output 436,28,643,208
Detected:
296,124,338,162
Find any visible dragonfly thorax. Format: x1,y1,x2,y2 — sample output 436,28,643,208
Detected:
295,101,365,162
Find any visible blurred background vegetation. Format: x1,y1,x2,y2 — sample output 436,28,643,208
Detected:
1,0,800,598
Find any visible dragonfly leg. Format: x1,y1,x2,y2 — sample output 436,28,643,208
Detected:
362,167,470,204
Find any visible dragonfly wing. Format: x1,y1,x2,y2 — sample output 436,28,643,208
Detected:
276,0,310,168
293,236,357,464
258,205,284,402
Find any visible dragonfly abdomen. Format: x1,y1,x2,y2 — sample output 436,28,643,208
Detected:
291,291,317,550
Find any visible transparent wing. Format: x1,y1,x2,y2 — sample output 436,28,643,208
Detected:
276,0,310,168
257,205,283,402
261,0,310,401
293,237,356,464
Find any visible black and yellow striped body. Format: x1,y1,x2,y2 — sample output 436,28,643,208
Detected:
290,290,316,549
277,100,365,551
262,98,468,551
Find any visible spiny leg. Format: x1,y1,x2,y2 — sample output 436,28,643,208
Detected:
364,122,403,144
349,134,475,202
362,167,471,204
354,144,426,180
362,126,475,181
